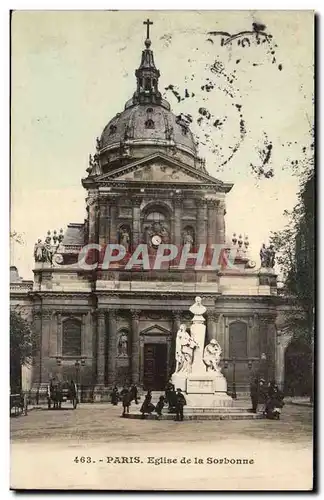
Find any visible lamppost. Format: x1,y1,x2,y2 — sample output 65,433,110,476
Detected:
232,357,237,399
75,358,86,403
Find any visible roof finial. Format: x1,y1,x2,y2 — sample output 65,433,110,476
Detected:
143,18,153,48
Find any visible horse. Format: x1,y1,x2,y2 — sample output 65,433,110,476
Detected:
48,380,78,410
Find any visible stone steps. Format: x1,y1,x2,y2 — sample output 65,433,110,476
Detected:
123,412,263,421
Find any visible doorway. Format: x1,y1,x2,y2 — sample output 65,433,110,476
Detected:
143,343,168,391
284,340,312,396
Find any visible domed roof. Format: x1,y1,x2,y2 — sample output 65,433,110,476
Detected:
100,104,197,155
97,27,198,164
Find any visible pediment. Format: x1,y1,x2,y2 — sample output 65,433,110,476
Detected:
96,153,231,190
140,324,171,336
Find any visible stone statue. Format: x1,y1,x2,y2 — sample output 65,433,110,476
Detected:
143,225,153,247
175,324,198,374
183,230,194,250
189,296,207,318
96,137,101,151
260,243,276,268
117,333,128,357
40,233,54,264
87,153,102,176
34,239,44,262
203,339,222,372
267,244,276,268
119,227,130,252
160,224,169,243
260,243,267,267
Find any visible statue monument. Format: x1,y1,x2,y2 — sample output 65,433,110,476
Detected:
171,297,232,408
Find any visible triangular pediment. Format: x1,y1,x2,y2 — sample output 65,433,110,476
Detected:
140,324,171,336
96,153,232,191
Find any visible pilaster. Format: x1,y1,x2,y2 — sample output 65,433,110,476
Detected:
107,309,117,386
130,309,140,384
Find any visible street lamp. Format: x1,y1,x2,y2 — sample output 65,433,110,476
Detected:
75,358,86,403
232,357,237,399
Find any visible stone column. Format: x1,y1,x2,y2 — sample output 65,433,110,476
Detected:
41,310,53,382
196,198,207,245
207,310,217,342
81,314,87,356
217,314,225,354
173,196,182,246
87,192,98,244
131,310,140,384
266,319,277,381
207,200,218,263
98,198,107,246
97,311,106,385
107,310,117,386
132,197,142,249
216,201,226,244
275,333,292,391
32,311,42,384
109,196,118,244
224,316,229,359
170,310,181,374
56,313,63,356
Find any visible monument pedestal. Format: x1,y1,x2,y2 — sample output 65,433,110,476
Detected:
170,297,233,416
185,373,233,408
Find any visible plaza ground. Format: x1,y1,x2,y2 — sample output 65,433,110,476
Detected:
10,402,313,491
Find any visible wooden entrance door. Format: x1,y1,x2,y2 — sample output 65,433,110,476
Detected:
143,343,168,391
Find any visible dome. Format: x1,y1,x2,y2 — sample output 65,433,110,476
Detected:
100,104,197,156
95,30,198,171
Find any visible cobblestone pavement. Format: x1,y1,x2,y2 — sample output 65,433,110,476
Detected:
10,403,313,491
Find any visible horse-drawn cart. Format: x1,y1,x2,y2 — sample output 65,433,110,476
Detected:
47,381,78,410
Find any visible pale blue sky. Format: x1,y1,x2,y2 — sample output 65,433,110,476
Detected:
11,10,313,279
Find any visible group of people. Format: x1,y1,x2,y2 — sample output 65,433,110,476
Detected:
250,378,285,419
110,382,187,421
110,384,139,416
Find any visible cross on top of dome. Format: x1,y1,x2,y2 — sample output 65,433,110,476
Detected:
143,18,153,47
133,18,161,105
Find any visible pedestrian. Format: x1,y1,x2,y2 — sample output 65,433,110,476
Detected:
122,389,132,417
155,395,165,418
119,385,129,400
140,390,155,419
130,384,138,404
250,377,260,413
111,385,119,405
175,388,186,421
168,386,177,414
165,380,174,409
264,382,285,420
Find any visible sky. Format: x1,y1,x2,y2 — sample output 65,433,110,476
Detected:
10,10,314,280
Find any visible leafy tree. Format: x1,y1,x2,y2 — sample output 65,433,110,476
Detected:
270,169,314,398
10,309,33,393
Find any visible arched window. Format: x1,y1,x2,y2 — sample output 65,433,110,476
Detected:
142,207,170,245
146,107,154,114
145,119,155,129
229,321,248,358
62,318,81,357
109,124,117,135
146,212,165,222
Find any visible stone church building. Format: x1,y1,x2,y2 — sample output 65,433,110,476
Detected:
11,23,308,400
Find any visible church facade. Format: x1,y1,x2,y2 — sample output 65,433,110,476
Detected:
11,24,294,400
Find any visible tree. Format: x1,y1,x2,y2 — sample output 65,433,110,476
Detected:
270,169,314,399
10,309,33,392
